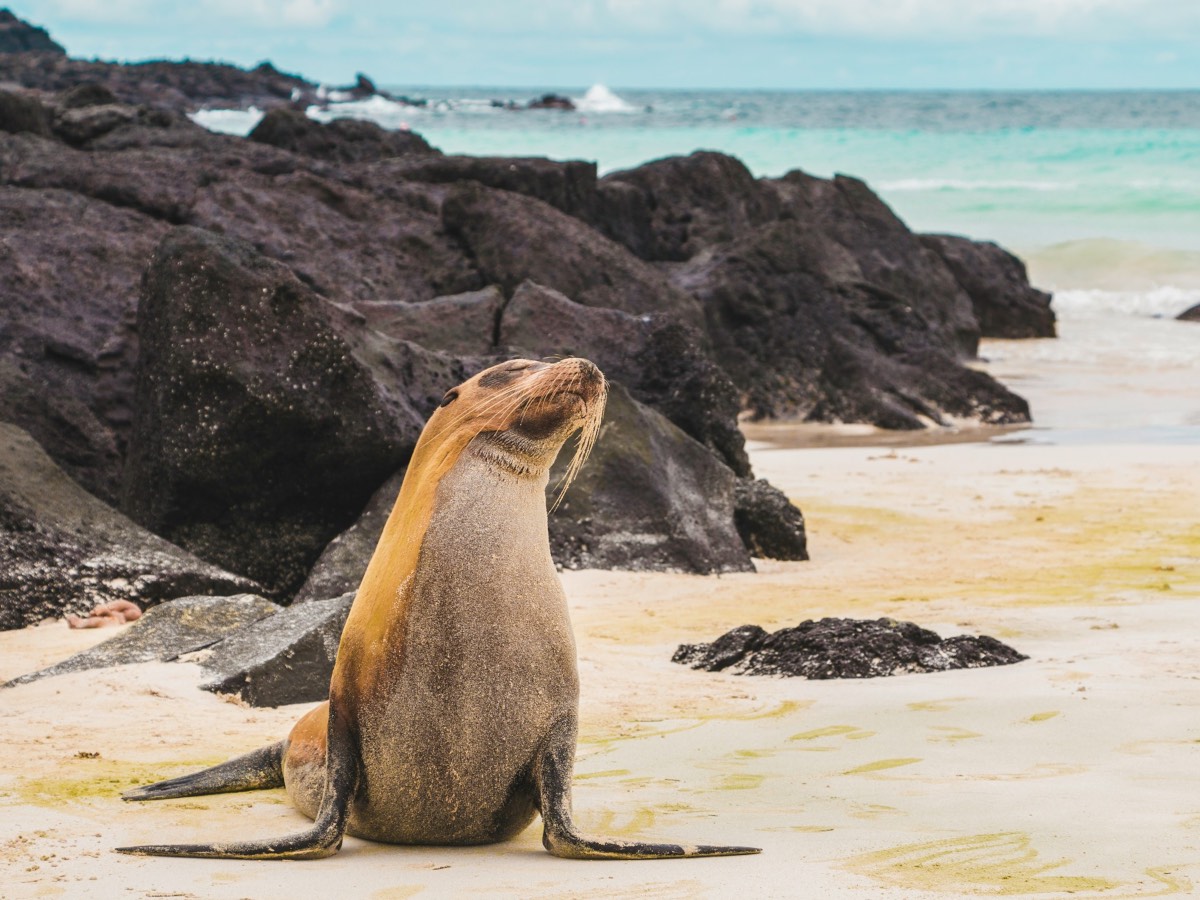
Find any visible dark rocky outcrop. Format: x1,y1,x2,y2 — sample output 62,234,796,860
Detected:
580,151,1042,427
0,52,317,112
292,469,405,604
358,287,503,356
0,88,51,135
0,423,259,630
122,227,466,599
676,218,1029,425
441,183,702,324
547,384,752,574
5,592,350,710
2,594,278,686
921,234,1056,338
249,107,436,164
528,93,574,110
1178,303,1200,323
600,151,779,261
385,154,598,220
0,9,64,54
0,177,167,498
0,358,120,500
199,592,354,706
3,589,353,708
58,82,119,109
732,478,808,561
770,171,982,357
673,618,1026,677
52,101,140,146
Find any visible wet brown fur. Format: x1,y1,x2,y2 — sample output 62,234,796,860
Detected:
283,358,605,841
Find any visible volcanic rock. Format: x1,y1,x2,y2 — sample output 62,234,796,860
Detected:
53,101,139,146
0,423,260,630
122,227,463,598
732,478,808,561
357,286,503,356
58,82,119,109
292,469,405,604
921,234,1056,338
528,93,574,110
0,52,316,111
2,594,278,686
0,358,120,500
674,216,1029,425
600,151,780,261
768,170,981,357
248,106,436,163
387,154,597,220
199,592,354,706
441,182,702,324
0,88,50,135
673,617,1027,677
0,167,169,497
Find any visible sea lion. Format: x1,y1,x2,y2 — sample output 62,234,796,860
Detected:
117,357,759,861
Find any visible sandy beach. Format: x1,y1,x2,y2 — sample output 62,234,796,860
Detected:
2,314,1198,899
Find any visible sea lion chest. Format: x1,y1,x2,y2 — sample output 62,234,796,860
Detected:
349,454,579,844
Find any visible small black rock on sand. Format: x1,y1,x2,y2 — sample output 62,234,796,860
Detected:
673,617,1026,678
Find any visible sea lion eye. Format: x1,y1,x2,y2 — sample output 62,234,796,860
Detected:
440,390,459,407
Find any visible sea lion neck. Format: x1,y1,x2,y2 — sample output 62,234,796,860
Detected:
469,429,563,480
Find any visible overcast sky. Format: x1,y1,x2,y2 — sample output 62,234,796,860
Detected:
24,0,1200,89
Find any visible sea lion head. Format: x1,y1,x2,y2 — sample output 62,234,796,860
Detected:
418,357,607,497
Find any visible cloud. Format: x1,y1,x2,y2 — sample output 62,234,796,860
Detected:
434,0,1200,41
38,0,346,27
190,0,345,27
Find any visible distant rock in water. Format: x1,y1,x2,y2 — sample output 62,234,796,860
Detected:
673,617,1026,677
528,93,574,110
1178,303,1200,323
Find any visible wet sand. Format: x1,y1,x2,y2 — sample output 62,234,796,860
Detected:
2,317,1199,898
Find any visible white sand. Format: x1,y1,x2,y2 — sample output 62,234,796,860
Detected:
2,318,1198,898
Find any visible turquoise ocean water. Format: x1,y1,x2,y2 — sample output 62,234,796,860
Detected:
194,86,1200,440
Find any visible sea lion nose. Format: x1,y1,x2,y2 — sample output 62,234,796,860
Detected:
565,357,604,385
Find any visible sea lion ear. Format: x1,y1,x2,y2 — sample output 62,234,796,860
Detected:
439,389,459,408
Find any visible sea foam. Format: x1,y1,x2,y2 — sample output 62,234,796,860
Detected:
307,95,424,130
189,106,264,135
574,84,637,114
1052,286,1200,319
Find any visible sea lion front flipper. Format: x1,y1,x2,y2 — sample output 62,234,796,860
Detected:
535,716,761,860
115,705,358,860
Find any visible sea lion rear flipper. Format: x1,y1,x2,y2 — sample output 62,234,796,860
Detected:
535,716,761,860
122,741,286,801
115,706,358,860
